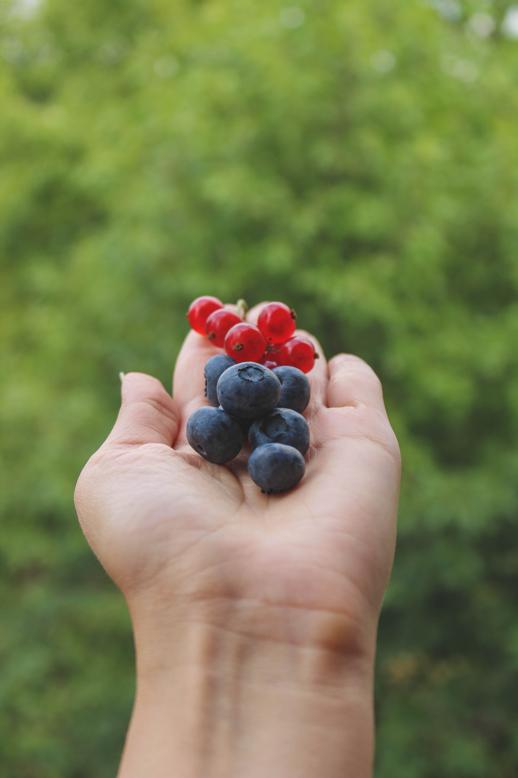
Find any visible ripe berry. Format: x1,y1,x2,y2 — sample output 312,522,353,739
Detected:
248,443,305,494
187,296,223,334
204,354,236,405
224,323,266,363
277,336,317,373
205,309,242,347
257,302,296,344
262,359,279,370
273,366,310,413
217,362,281,419
249,408,310,456
187,406,244,464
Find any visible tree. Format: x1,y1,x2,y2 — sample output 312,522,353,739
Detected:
1,0,517,775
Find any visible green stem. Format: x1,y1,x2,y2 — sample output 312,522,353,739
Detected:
236,298,249,319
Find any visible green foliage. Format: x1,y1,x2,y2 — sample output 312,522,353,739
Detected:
1,0,517,775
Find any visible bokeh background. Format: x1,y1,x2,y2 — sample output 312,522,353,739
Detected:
1,0,518,775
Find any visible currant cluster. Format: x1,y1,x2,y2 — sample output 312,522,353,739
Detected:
186,295,317,373
185,296,314,494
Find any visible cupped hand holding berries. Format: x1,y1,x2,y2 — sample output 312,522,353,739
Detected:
74,302,400,778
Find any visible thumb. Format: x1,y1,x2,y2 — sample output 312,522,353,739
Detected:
106,372,180,446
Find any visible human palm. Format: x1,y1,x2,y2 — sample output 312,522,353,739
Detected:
75,310,400,654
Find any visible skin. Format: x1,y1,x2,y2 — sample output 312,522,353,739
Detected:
74,303,401,778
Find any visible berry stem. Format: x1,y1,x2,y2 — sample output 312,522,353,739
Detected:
236,298,248,319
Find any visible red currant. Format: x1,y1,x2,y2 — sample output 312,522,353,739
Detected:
187,296,223,334
224,323,266,363
262,359,279,370
257,302,296,344
205,309,242,347
277,336,317,373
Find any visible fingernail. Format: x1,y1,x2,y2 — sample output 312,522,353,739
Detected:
119,371,125,383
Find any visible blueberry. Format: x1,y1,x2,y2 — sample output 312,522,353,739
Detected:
217,362,281,419
237,417,253,436
204,355,236,405
273,366,310,414
217,406,252,436
248,443,305,494
187,406,243,464
249,408,310,456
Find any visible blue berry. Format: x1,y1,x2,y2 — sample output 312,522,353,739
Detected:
237,416,253,436
249,408,310,456
204,354,236,405
273,366,310,414
217,406,252,436
187,406,243,464
248,443,305,494
217,362,281,419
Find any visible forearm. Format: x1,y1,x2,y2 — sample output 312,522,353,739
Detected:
119,603,376,778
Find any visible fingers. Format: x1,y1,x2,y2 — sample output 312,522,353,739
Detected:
173,329,222,445
106,372,180,446
173,329,219,407
327,354,386,414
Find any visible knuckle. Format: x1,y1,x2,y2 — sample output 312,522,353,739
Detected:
146,384,169,409
143,391,177,425
360,407,401,465
375,418,401,465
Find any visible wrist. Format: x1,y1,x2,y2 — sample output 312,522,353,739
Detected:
119,596,377,778
127,574,378,677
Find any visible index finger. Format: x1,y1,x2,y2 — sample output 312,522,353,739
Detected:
172,329,220,446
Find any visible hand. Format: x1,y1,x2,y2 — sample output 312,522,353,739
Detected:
74,304,401,778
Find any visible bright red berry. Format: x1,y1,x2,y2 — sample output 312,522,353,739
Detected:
205,309,242,347
187,296,223,334
277,336,317,373
224,323,266,363
257,302,296,344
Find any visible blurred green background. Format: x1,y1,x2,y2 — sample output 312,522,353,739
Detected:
1,0,518,775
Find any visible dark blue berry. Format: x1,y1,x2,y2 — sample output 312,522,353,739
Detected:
273,366,310,414
217,362,281,419
237,417,253,436
217,407,252,436
204,355,236,405
187,406,243,464
248,443,305,494
249,408,310,456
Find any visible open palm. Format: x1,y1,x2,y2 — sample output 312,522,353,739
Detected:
75,307,400,656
